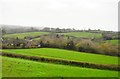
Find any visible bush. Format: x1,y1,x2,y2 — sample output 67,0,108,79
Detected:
98,43,119,56
75,40,98,53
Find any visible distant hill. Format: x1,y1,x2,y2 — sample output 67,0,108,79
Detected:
0,24,43,34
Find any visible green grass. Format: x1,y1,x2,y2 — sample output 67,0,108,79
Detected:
3,32,102,39
57,32,102,38
3,32,49,39
106,40,119,45
2,56,118,77
33,37,40,41
2,48,118,65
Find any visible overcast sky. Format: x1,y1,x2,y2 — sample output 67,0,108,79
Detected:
0,0,119,31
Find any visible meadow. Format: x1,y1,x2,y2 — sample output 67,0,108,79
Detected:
3,31,102,39
2,56,118,77
57,32,102,38
106,40,119,45
3,32,49,39
2,48,118,65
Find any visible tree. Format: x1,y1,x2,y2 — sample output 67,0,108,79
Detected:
67,40,75,50
2,29,6,35
43,27,50,32
56,28,61,33
102,33,112,40
88,28,91,31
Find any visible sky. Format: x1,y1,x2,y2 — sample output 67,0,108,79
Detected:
0,0,119,31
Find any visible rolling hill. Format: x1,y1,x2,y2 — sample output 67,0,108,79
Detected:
57,32,102,38
2,48,118,65
2,56,118,77
3,32,49,39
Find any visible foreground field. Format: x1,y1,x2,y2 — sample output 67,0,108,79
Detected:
3,32,49,39
2,48,118,65
57,32,102,38
2,56,118,77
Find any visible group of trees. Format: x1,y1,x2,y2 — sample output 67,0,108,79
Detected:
41,27,77,33
1,25,39,34
1,25,105,34
41,27,103,33
102,32,119,40
38,34,119,56
2,34,119,56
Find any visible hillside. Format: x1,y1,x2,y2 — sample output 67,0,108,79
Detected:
57,32,102,38
2,56,118,77
3,32,49,39
2,48,118,65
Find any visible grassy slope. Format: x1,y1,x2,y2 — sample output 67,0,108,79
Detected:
3,32,49,39
57,32,102,38
3,32,102,39
2,48,118,65
33,37,40,40
2,56,118,77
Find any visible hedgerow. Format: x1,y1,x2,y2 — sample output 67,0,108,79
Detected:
1,52,119,71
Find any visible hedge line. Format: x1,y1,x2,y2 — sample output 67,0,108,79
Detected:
0,52,119,71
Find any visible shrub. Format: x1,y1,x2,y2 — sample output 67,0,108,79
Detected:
98,43,119,56
75,40,98,53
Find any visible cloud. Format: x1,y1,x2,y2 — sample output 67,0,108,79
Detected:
0,0,119,31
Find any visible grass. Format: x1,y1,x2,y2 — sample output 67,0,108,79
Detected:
3,32,49,39
3,32,102,38
106,40,119,45
2,48,118,65
2,56,118,77
57,32,102,38
3,31,102,39
33,37,40,41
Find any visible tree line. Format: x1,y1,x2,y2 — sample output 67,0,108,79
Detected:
2,34,119,57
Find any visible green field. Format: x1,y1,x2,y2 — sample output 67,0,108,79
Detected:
106,40,119,45
3,32,102,39
2,56,118,77
57,32,102,38
3,32,49,39
2,48,118,65
33,37,41,41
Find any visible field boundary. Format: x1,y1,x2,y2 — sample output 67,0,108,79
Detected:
0,52,119,71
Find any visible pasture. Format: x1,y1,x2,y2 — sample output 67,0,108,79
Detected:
57,32,102,38
3,32,102,39
2,48,118,65
106,40,119,45
2,56,118,77
3,32,49,39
